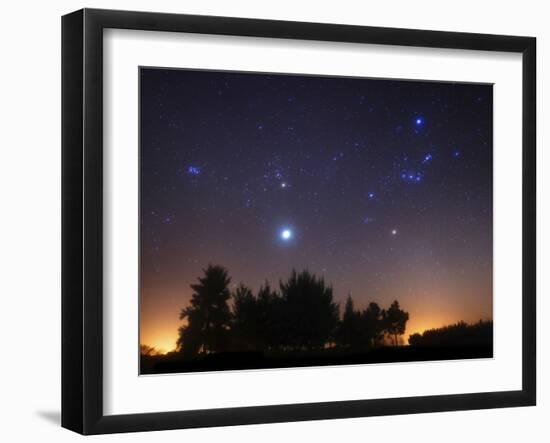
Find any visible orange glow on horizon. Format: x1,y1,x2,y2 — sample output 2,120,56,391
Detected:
141,302,492,352
405,314,492,344
140,271,492,353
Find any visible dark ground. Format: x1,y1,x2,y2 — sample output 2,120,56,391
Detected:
140,345,493,375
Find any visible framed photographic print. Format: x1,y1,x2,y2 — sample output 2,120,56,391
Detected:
62,8,536,435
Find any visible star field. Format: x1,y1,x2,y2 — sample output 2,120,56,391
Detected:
139,68,493,352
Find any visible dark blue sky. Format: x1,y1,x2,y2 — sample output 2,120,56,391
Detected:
139,68,492,352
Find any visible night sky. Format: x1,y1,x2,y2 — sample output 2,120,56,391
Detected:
139,68,493,353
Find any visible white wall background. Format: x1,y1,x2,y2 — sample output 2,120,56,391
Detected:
0,1,546,441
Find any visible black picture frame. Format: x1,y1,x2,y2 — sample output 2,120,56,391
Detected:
62,8,536,435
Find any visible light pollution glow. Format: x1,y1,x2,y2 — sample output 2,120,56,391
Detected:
140,268,492,354
139,68,493,356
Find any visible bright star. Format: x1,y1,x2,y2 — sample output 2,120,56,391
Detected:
280,229,293,241
391,229,398,236
187,165,201,175
401,170,423,183
415,117,424,126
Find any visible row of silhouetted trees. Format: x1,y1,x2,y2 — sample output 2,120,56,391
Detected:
408,320,493,347
176,265,409,357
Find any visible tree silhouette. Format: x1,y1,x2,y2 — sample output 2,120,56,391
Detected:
384,300,409,346
231,283,259,350
408,320,492,347
140,344,160,356
361,302,385,348
337,299,386,349
256,281,283,350
337,295,362,348
279,269,339,350
408,333,423,346
177,265,232,356
173,266,414,358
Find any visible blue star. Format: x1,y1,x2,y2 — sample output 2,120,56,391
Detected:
453,150,461,158
368,192,376,200
187,165,201,176
415,116,424,126
401,170,423,183
422,153,433,164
